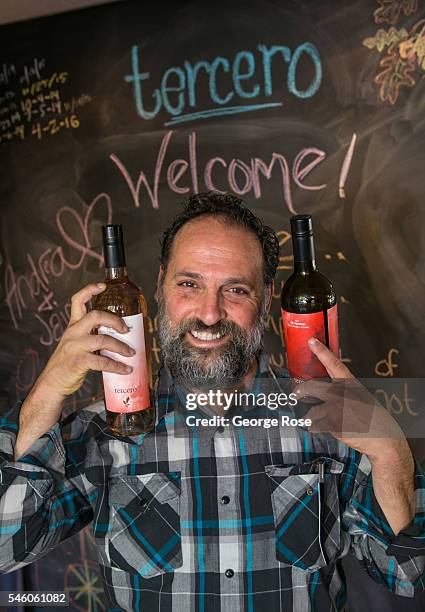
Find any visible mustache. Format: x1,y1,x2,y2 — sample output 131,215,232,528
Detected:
175,318,243,338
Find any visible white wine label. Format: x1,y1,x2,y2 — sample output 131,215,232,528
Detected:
98,312,150,413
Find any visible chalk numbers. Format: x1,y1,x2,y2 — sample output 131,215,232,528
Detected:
31,114,80,139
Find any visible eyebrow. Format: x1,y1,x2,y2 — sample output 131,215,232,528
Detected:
174,271,255,288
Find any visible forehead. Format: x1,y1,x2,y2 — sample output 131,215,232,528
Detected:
169,215,263,274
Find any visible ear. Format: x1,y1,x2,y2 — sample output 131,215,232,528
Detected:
155,266,165,303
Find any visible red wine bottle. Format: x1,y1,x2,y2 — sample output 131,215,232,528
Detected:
281,215,339,381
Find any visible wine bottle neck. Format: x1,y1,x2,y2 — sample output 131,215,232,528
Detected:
104,237,126,269
292,233,317,274
294,260,317,274
105,266,128,280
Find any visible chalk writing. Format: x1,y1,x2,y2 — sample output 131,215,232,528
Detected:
111,130,355,213
36,300,72,347
31,114,80,139
4,193,112,333
339,133,357,198
63,94,92,114
276,230,293,271
0,58,90,145
325,251,348,261
0,63,16,87
21,71,68,96
0,124,24,143
125,42,322,125
375,347,399,376
19,58,47,86
375,383,417,416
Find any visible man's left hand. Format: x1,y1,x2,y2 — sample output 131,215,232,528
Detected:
292,337,415,535
292,337,411,467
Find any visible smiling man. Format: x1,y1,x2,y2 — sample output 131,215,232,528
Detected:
0,192,425,612
156,204,269,396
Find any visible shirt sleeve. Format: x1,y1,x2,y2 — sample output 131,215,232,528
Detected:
0,399,99,574
342,450,425,597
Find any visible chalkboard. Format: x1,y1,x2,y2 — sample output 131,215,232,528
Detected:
1,0,425,609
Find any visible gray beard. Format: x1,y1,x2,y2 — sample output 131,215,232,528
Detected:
157,291,266,390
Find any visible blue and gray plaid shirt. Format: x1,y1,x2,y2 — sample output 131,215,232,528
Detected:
1,354,425,611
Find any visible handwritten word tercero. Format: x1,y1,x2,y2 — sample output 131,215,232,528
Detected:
125,42,322,125
110,130,356,214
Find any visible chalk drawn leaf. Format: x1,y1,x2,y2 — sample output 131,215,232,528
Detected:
374,0,418,26
362,27,409,53
374,46,417,104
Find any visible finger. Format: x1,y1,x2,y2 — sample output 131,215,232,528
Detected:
69,283,107,325
86,353,133,375
73,309,129,336
84,334,135,357
307,337,354,379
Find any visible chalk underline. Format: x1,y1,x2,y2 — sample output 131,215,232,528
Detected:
163,102,283,126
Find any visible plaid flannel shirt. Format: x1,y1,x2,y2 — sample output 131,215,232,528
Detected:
1,353,425,612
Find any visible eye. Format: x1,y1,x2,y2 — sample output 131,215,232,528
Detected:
178,280,197,288
228,287,249,295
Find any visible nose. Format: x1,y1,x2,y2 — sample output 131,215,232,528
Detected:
196,290,226,327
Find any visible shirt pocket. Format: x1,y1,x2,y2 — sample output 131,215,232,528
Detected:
265,457,345,572
108,471,182,578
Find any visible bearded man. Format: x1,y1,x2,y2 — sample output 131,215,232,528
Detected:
0,192,424,612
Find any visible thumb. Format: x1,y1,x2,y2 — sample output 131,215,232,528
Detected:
69,282,106,325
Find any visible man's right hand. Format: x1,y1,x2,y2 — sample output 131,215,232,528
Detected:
40,282,135,397
14,282,134,459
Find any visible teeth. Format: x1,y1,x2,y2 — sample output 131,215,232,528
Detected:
191,330,223,341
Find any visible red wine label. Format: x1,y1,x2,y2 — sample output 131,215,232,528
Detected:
281,304,339,380
98,312,150,413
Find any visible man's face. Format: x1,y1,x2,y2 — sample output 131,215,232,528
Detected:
156,216,270,389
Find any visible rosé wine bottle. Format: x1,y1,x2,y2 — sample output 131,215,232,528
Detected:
92,224,155,436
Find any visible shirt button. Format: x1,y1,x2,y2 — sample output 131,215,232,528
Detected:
221,495,230,505
306,488,314,496
225,568,234,578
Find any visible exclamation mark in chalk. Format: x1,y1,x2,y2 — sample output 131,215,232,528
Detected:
339,133,357,199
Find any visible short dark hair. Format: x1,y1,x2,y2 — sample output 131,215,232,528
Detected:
160,192,280,286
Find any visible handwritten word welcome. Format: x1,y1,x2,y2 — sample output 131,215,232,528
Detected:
110,130,355,214
125,42,322,125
